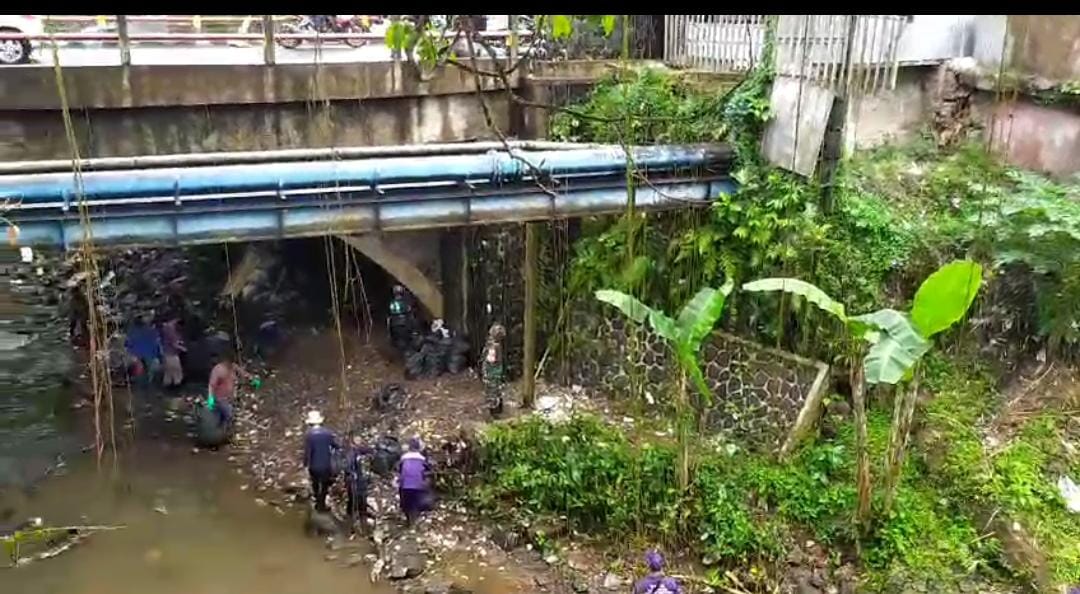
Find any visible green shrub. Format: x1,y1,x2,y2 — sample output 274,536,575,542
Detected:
475,412,1004,584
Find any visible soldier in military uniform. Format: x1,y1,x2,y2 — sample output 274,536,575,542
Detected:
481,323,506,416
387,285,417,356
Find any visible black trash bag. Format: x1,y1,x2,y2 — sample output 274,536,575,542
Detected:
194,404,229,448
450,336,471,356
373,383,407,411
447,354,468,374
404,351,426,380
371,436,402,477
420,348,444,377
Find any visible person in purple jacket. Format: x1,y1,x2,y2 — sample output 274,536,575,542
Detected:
398,437,431,526
633,550,683,594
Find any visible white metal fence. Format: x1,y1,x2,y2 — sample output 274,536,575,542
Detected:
664,15,768,73
664,15,909,94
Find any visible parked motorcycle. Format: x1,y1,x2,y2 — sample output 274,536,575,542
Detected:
276,15,372,49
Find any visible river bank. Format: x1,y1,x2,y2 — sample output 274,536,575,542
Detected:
224,329,634,593
1,248,397,594
2,243,688,593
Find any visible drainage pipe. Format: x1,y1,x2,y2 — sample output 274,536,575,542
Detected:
7,177,736,249
1,145,733,205
0,141,611,175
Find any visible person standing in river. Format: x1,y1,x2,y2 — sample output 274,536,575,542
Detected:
67,283,89,347
207,350,241,428
160,317,186,389
397,437,431,526
303,410,339,513
125,312,162,387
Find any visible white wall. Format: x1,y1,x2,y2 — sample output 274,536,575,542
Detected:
971,15,1008,67
895,15,976,64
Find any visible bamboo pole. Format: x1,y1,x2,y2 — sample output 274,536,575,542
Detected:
521,222,539,408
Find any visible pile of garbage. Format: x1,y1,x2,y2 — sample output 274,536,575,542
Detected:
403,321,471,380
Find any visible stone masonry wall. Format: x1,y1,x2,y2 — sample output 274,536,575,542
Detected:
566,310,829,452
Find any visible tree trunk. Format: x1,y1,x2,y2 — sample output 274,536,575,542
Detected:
677,372,690,491
851,363,872,531
883,367,921,515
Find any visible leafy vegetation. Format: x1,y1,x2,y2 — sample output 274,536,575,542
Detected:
474,45,1080,592
551,69,730,145
595,283,733,487
475,412,1004,589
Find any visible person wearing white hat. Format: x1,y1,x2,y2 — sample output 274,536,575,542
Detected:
303,410,339,512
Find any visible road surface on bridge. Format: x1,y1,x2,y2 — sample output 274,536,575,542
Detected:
15,42,394,67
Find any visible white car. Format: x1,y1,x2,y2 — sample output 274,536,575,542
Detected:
0,15,43,64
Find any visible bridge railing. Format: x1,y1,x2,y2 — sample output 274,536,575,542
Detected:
4,15,530,67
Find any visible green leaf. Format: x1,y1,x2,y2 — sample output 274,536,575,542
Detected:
676,280,734,349
385,21,407,51
594,289,678,344
601,15,617,36
595,289,649,324
646,309,680,344
910,260,983,338
551,15,573,39
852,309,930,384
741,277,847,321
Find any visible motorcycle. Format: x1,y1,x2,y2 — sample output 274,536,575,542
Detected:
276,15,373,49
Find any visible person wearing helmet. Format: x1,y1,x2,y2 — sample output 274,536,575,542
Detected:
388,285,417,355
482,323,506,416
633,550,683,594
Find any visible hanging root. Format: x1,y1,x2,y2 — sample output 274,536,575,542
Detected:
49,37,116,462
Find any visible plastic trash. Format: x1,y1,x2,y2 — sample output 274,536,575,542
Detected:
1058,475,1080,513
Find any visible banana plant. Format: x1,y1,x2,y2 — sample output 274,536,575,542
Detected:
741,277,878,530
743,260,983,523
595,280,734,489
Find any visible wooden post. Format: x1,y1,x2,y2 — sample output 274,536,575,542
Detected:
262,15,276,65
116,15,130,66
508,15,518,63
521,222,539,408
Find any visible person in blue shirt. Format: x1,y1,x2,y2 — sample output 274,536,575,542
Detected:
125,313,162,385
303,410,339,512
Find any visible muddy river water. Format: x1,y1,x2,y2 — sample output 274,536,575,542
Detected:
1,254,392,594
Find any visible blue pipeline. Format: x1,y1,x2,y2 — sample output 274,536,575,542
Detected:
0,145,730,205
8,178,737,249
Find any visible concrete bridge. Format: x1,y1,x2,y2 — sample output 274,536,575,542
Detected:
0,57,737,349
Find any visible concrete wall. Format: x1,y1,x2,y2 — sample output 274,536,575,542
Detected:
846,66,934,151
0,94,506,160
0,61,518,161
1005,16,1080,82
895,15,975,64
0,59,632,161
972,15,1080,82
981,96,1080,177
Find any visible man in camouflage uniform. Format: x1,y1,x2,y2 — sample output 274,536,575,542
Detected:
387,285,416,356
482,323,506,416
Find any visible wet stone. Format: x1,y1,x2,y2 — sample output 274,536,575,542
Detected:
387,535,427,580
